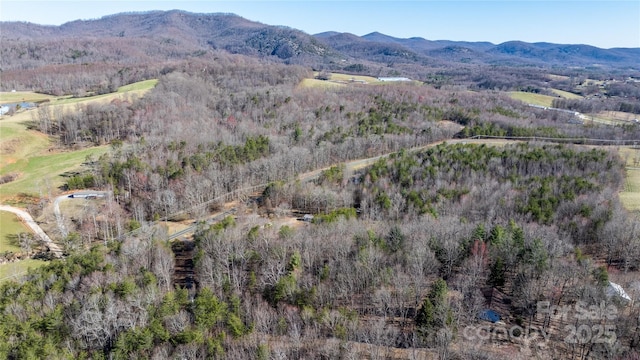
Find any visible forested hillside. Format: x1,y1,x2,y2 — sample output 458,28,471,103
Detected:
0,9,639,360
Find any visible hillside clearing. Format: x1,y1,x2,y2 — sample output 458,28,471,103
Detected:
0,146,108,203
0,91,57,105
299,78,346,88
550,88,583,99
595,110,638,123
117,79,158,92
0,79,157,204
319,72,380,83
0,210,30,253
547,74,570,81
0,211,47,284
508,91,556,107
48,79,157,106
0,116,52,169
618,147,640,212
620,168,640,212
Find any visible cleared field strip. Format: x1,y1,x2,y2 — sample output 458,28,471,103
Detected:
0,92,57,104
48,80,158,106
508,91,556,107
302,72,397,89
0,79,158,107
0,80,157,203
117,79,158,92
618,147,640,212
620,168,640,212
321,72,380,83
594,110,638,123
299,78,346,88
509,89,582,107
550,88,583,99
0,146,108,202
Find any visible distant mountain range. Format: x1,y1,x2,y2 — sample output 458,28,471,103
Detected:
2,10,638,71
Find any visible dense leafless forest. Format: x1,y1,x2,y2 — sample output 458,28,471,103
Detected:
1,10,640,360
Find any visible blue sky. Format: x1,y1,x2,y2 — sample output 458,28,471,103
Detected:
1,1,639,49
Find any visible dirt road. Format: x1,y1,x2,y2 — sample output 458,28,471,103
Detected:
0,205,63,257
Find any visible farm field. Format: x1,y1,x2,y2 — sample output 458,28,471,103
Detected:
322,72,380,83
619,147,640,212
116,79,158,92
594,110,639,123
0,210,30,253
0,92,57,105
508,91,556,107
299,78,346,88
550,88,583,99
0,79,157,204
0,118,51,169
509,88,584,107
620,168,640,212
581,113,633,126
303,72,423,89
45,79,158,106
0,146,108,203
0,211,47,282
304,72,383,87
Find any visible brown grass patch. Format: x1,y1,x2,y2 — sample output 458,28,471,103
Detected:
0,138,20,155
595,110,638,123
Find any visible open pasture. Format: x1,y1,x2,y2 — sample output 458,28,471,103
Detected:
0,210,30,253
0,91,57,105
508,91,556,107
0,79,156,204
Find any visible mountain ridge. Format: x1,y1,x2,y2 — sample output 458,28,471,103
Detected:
1,10,638,71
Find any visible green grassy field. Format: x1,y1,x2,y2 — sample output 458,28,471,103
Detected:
0,210,30,253
321,72,380,83
0,211,47,284
0,118,51,169
0,146,108,203
117,79,158,92
508,91,556,107
304,72,386,88
509,89,582,107
620,169,640,212
0,259,47,282
0,92,57,105
0,79,157,204
617,147,640,212
49,79,158,106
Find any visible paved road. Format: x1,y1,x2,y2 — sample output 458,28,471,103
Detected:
0,205,63,257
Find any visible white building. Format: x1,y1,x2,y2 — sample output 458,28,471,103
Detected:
377,77,411,82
